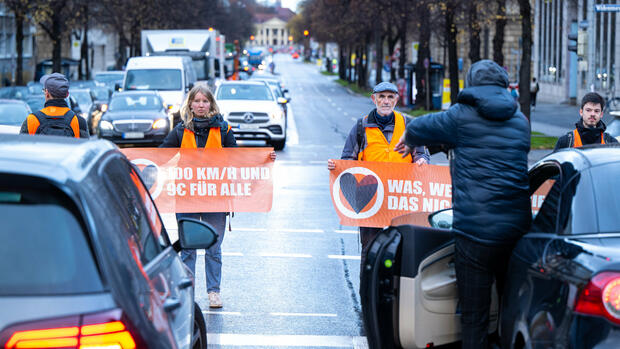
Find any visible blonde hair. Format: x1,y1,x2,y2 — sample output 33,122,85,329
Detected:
180,84,220,131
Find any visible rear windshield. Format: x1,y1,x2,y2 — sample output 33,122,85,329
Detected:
109,94,162,111
0,176,103,295
216,84,273,101
124,69,182,91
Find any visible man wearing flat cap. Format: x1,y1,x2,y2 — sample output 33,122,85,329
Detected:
327,81,429,269
20,73,89,138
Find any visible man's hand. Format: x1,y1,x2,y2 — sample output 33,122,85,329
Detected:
327,159,336,171
270,151,277,161
394,134,414,158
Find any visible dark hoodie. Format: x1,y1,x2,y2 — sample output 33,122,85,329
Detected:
404,60,531,245
553,120,618,151
160,114,237,148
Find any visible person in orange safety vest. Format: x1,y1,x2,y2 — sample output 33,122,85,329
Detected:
160,84,275,309
327,81,429,271
554,92,618,150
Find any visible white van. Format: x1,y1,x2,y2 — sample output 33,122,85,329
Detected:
123,56,197,120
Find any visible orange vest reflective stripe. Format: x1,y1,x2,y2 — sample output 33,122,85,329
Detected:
572,128,604,148
26,106,80,138
181,126,230,149
358,112,412,163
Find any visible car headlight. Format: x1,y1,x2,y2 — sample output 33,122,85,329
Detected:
153,118,168,129
100,104,108,112
99,120,113,131
270,110,284,120
167,104,180,114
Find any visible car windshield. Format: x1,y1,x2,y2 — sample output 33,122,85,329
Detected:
91,87,110,101
590,162,620,233
70,91,92,107
0,178,103,295
217,84,273,101
125,69,182,91
0,103,29,126
95,73,124,83
109,94,162,111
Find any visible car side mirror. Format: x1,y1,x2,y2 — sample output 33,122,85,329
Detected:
176,217,218,251
428,208,453,229
114,82,121,91
277,97,288,104
283,88,289,94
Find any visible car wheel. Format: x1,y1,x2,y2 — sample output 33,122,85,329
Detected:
192,303,207,349
271,137,286,151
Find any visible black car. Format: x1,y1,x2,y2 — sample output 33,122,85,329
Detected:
0,134,215,349
361,145,620,349
98,91,171,145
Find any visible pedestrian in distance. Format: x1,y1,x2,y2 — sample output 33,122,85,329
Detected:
395,60,531,348
160,84,276,308
530,77,539,110
20,73,89,138
327,81,430,270
554,92,618,150
510,83,519,103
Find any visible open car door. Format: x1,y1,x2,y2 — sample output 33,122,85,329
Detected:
360,221,498,348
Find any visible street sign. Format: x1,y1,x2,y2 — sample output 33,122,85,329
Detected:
594,4,620,12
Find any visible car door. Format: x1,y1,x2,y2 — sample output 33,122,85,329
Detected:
102,156,195,349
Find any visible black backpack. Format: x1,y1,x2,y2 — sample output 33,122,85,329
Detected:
33,110,77,137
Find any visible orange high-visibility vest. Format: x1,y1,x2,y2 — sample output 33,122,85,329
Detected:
358,111,413,163
180,126,231,149
572,128,605,148
26,106,80,139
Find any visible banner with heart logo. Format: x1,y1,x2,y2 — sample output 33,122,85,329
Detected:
329,160,452,228
121,147,274,213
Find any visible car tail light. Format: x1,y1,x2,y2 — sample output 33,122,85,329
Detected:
575,271,620,325
2,309,141,349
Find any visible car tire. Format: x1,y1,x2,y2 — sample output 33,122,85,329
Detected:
192,303,207,349
271,137,286,151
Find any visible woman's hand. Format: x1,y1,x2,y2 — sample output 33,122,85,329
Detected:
327,159,336,170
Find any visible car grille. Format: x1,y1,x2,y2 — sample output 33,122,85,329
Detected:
113,120,153,132
228,112,269,124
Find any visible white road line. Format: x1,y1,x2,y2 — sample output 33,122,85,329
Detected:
233,227,268,232
335,229,358,234
207,334,366,347
273,228,324,233
270,312,337,317
259,252,313,258
287,106,300,145
328,255,361,260
203,311,242,316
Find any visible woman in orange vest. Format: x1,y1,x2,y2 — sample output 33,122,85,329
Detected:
160,84,275,308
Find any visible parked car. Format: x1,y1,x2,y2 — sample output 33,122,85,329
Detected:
250,75,290,118
361,144,620,349
215,80,287,150
21,94,85,124
0,134,215,349
98,91,170,145
0,99,31,134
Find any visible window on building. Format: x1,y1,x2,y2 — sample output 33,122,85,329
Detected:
272,28,277,35
537,0,565,84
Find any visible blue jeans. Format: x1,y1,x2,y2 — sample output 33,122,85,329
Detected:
176,212,226,293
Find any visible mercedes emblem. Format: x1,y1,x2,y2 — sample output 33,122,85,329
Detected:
243,112,254,123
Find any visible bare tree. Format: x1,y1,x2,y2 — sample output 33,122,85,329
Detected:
1,0,32,84
518,0,532,120
468,2,482,64
415,0,432,110
493,0,507,66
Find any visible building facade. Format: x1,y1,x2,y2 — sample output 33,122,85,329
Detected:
0,4,36,84
534,0,619,104
249,6,295,49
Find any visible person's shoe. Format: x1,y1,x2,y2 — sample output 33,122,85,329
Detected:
208,292,223,308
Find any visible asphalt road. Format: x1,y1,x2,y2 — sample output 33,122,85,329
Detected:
162,54,584,348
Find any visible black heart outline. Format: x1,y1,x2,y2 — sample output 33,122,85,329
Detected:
340,173,379,213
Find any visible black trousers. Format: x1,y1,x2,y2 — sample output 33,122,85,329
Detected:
359,226,382,273
454,236,514,349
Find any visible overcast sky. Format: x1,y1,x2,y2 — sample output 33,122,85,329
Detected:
280,0,299,12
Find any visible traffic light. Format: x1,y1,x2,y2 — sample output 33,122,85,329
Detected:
568,33,578,53
250,35,255,41
303,30,309,37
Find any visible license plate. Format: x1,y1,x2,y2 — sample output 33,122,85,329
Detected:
123,132,145,139
238,124,259,129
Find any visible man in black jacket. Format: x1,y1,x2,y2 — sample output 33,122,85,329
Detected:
395,60,531,348
554,92,618,150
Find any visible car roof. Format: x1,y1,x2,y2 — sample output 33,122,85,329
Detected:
218,80,269,86
112,90,161,97
0,99,28,104
0,134,116,183
545,144,620,169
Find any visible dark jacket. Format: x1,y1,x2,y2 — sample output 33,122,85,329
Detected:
403,60,531,246
20,99,89,138
554,120,618,151
341,109,430,162
160,114,237,148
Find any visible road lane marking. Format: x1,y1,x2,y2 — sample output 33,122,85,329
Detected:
259,252,313,258
270,312,337,317
328,255,361,260
203,311,242,316
287,107,300,145
207,333,367,347
335,229,358,234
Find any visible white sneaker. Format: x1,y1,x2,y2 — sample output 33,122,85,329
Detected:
208,292,223,308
